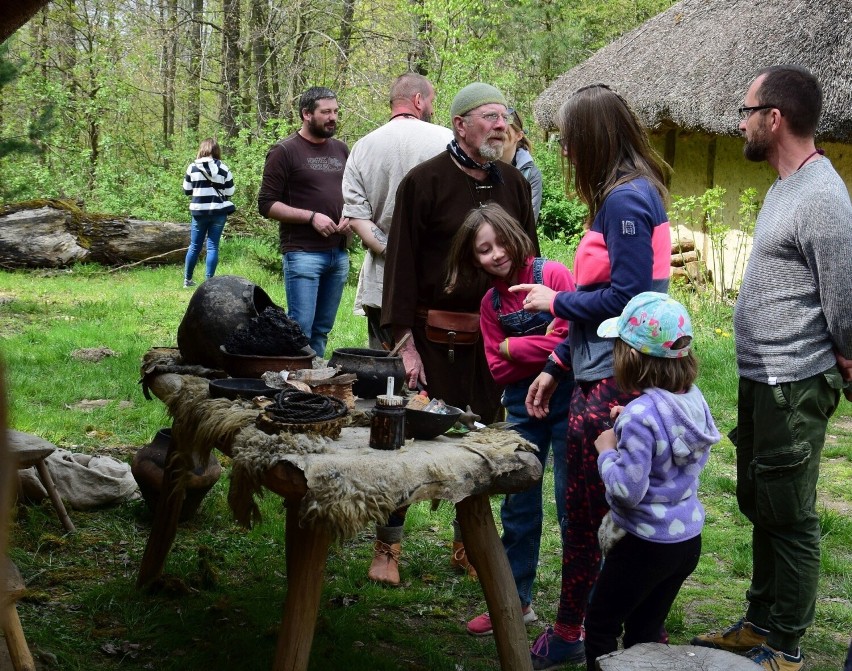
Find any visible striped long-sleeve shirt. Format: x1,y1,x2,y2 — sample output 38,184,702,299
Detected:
183,158,236,215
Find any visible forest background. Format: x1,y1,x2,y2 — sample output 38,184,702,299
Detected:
0,0,674,239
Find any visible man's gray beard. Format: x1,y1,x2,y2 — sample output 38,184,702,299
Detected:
478,141,503,161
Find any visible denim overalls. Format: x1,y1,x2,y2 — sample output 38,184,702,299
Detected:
491,257,572,607
490,257,553,337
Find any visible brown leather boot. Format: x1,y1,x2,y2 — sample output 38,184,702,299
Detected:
368,540,401,586
450,541,478,580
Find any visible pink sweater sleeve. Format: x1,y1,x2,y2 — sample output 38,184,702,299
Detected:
481,261,576,385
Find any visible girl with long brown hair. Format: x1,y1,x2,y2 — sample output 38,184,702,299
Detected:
512,84,673,668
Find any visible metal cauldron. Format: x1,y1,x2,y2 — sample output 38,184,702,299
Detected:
328,348,405,399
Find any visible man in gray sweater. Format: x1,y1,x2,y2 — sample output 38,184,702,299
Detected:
693,66,852,671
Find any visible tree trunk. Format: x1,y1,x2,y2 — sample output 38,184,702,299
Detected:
250,0,272,129
187,0,204,135
218,0,241,139
407,0,430,75
286,0,310,122
161,0,178,150
336,0,355,86
0,202,188,268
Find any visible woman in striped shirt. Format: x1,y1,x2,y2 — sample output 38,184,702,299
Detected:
182,138,236,287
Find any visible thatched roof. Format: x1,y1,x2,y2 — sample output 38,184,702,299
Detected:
534,0,852,142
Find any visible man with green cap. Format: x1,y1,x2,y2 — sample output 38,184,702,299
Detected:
379,82,538,579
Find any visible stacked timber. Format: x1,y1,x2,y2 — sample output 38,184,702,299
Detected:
670,238,708,288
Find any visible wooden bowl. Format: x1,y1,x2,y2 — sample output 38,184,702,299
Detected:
219,346,313,378
208,378,278,400
405,405,463,440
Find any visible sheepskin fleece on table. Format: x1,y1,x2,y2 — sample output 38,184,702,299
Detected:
153,374,539,540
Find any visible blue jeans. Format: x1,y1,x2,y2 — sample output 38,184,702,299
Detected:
501,374,573,607
184,213,227,281
282,248,349,358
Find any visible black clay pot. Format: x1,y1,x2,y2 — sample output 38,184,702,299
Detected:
328,348,405,399
177,275,276,369
131,428,222,522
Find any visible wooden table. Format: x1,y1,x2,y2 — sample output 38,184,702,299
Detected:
138,371,542,671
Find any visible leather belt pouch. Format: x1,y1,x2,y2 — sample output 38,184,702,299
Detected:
425,310,480,362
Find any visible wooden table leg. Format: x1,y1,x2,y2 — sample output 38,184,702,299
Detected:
456,494,533,671
34,458,75,534
136,439,186,588
272,500,332,671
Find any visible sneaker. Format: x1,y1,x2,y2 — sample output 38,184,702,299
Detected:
691,619,769,653
745,644,803,671
466,606,537,636
530,626,586,670
183,279,196,288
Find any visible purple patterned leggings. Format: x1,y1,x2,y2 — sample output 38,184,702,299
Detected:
556,377,638,628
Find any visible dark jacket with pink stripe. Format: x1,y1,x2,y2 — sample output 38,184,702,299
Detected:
545,177,671,382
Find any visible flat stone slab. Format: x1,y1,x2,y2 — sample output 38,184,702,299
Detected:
597,643,758,670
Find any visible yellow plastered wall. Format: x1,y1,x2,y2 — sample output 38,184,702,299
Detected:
652,131,852,291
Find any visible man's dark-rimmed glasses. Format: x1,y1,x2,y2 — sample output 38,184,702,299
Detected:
738,105,777,121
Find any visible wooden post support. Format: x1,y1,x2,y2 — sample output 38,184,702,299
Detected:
2,559,36,671
272,501,332,671
34,459,75,534
456,494,533,671
7,432,76,534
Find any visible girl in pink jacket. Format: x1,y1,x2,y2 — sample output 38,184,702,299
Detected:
445,202,575,636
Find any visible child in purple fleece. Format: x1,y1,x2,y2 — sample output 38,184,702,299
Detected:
584,292,720,671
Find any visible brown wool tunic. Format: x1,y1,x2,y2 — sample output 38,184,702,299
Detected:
257,132,349,253
382,150,538,422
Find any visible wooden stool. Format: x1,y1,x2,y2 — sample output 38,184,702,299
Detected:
7,430,76,534
2,558,36,671
596,642,758,670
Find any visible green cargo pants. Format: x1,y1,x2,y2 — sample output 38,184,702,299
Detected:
732,366,843,653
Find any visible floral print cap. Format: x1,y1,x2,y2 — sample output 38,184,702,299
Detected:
597,291,693,359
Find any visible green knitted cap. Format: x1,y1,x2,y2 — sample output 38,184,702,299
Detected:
450,82,507,118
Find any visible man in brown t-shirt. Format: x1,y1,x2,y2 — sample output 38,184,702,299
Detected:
258,87,350,358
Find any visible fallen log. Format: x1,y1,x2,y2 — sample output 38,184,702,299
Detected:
0,200,189,269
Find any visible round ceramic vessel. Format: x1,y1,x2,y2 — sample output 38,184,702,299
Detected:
404,405,463,440
328,348,405,399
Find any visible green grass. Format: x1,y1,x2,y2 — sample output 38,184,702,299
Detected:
2,236,851,670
